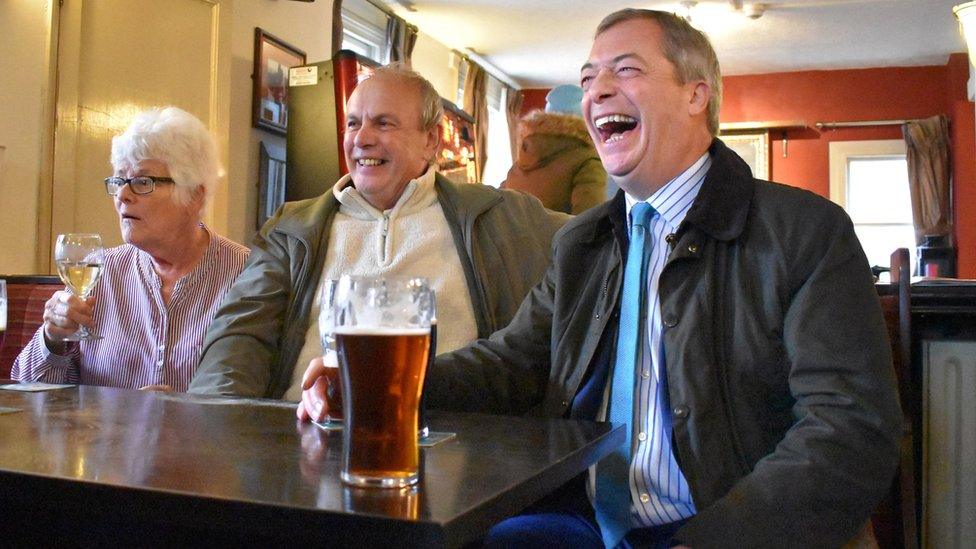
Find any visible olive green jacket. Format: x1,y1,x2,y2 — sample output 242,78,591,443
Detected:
189,174,568,398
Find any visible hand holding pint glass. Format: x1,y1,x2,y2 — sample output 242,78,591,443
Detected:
332,276,433,488
317,279,344,424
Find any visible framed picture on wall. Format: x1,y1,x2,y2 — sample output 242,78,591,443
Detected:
252,28,306,136
721,131,770,180
258,141,287,229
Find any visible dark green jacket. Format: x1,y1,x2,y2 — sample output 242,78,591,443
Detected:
429,140,902,548
189,174,567,398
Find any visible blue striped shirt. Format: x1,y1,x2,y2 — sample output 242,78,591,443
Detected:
623,152,710,527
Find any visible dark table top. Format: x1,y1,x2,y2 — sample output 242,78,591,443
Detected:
0,384,622,547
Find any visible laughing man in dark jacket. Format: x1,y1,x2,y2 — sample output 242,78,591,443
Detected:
302,9,901,549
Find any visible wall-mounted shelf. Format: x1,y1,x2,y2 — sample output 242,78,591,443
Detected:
719,120,808,158
719,120,808,133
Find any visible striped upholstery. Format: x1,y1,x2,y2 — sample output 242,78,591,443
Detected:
0,276,61,378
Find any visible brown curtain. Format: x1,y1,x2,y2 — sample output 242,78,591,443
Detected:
331,0,344,56
903,115,952,245
386,16,418,68
463,59,488,183
505,87,524,161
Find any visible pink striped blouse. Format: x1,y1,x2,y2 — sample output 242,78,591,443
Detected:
12,228,249,391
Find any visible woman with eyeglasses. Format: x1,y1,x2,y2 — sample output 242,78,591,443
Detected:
12,107,249,391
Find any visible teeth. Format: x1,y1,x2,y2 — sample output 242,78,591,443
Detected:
594,114,637,127
358,158,383,166
605,134,625,143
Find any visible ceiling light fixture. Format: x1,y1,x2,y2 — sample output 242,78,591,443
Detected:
954,1,976,62
728,0,766,20
742,3,767,19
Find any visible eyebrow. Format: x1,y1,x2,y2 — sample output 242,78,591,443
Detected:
581,53,645,73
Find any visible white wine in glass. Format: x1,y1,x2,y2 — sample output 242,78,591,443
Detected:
55,233,105,341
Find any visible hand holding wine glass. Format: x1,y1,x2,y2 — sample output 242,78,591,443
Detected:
51,233,105,341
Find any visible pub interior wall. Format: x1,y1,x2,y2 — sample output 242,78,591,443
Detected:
0,1,54,274
223,0,334,246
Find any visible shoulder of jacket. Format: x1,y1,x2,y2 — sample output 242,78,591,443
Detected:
753,179,848,220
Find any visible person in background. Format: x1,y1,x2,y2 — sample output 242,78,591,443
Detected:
501,85,607,214
188,64,567,401
13,107,249,392
304,8,901,548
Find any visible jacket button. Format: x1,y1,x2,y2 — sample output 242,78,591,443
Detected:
687,244,699,253
595,313,601,319
665,233,678,244
663,316,678,327
672,406,689,419
561,400,568,407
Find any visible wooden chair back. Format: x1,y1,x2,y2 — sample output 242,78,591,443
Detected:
871,248,918,549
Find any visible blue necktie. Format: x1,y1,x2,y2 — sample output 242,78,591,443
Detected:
596,202,654,548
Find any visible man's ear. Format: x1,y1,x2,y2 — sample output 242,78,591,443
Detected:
426,123,442,161
688,81,710,117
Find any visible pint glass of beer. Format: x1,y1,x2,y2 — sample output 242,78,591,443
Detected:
317,279,344,423
333,276,433,488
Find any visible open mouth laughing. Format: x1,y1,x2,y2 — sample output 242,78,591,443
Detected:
594,114,638,143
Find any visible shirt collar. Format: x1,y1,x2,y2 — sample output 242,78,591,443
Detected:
623,151,711,231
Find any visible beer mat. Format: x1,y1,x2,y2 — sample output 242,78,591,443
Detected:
419,431,456,447
156,393,298,408
312,419,343,432
0,382,75,392
0,406,23,415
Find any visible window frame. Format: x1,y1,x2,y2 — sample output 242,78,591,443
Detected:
828,138,914,270
340,0,389,65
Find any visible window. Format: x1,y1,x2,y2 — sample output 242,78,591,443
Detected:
341,0,389,65
481,76,511,187
455,60,468,108
829,139,915,272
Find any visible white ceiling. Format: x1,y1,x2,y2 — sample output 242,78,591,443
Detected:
389,0,971,88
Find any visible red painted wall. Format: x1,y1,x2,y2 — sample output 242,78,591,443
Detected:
520,56,976,277
519,88,549,116
721,56,975,277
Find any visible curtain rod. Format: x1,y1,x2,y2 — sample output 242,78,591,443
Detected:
462,48,522,91
814,119,920,130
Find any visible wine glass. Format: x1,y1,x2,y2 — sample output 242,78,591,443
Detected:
0,279,7,345
54,233,105,341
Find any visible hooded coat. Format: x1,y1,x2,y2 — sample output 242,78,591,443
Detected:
501,111,607,214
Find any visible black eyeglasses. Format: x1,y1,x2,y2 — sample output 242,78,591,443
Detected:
104,176,176,196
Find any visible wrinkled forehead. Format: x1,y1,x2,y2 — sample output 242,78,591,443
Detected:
348,74,424,121
583,18,664,72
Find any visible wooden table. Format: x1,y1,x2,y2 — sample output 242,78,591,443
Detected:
0,384,622,547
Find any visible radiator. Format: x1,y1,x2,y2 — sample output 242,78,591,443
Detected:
923,340,976,548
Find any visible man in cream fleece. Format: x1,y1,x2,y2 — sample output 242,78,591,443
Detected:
189,65,568,399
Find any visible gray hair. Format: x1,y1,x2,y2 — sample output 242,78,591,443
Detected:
110,106,222,210
596,9,723,136
365,63,444,131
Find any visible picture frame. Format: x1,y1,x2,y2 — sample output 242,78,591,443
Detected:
258,141,287,229
721,131,770,180
252,28,306,136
